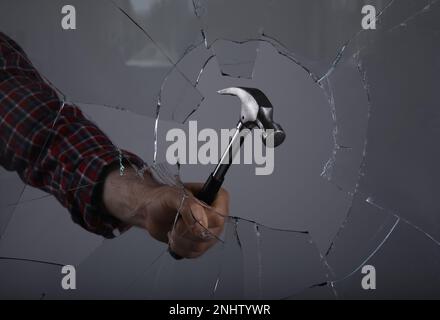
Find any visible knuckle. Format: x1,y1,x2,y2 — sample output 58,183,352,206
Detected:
219,187,229,199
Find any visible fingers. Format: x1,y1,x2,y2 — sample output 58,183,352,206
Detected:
168,208,224,258
184,184,229,243
180,196,225,241
170,189,228,259
168,218,218,259
177,197,209,240
211,188,229,217
162,184,230,259
177,184,229,235
184,183,230,217
161,186,211,239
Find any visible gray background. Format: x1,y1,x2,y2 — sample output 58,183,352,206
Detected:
0,0,439,299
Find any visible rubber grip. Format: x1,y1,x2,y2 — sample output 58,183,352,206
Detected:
195,174,224,205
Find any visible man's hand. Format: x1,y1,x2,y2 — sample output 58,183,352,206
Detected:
102,167,229,259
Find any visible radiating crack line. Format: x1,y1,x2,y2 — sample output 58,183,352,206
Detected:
366,198,440,247
280,281,332,300
317,0,397,83
123,248,168,297
324,54,374,258
210,218,242,298
108,0,200,90
331,217,400,284
285,213,400,300
229,216,308,234
388,0,440,33
0,256,65,267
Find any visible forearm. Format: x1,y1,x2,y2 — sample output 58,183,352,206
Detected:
0,32,144,237
102,166,161,228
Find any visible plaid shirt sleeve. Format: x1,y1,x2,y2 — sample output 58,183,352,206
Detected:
0,32,145,238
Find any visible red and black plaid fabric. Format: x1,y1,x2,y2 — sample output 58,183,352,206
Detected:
0,32,144,238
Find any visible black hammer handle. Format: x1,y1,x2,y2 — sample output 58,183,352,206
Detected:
195,173,224,205
169,123,241,260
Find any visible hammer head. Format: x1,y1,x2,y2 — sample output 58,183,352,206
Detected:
218,87,286,147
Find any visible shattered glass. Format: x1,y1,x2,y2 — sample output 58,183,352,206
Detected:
0,0,204,121
1,0,440,299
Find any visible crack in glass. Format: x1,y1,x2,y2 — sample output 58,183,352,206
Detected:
0,0,440,299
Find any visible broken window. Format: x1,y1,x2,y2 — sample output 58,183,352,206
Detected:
1,0,440,299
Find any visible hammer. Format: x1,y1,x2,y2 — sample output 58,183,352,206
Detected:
195,87,286,205
169,87,285,259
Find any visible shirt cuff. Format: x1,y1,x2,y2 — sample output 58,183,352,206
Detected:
67,149,146,239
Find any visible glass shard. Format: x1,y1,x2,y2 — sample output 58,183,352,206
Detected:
0,258,64,299
333,220,440,299
325,193,400,279
236,221,328,299
112,0,204,63
356,0,440,242
211,40,260,79
0,0,202,120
